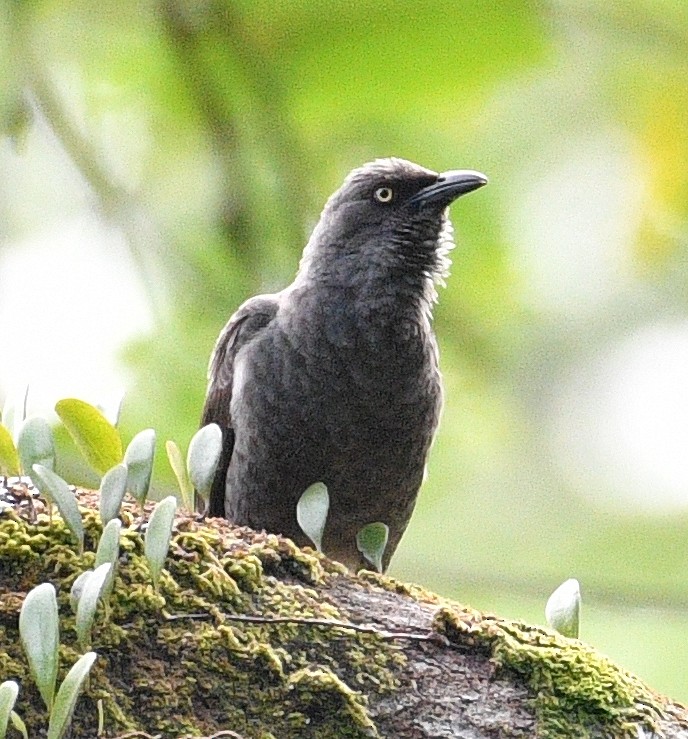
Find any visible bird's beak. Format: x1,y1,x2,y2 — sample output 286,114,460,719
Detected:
408,169,488,208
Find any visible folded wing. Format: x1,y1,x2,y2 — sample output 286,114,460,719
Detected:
200,295,279,516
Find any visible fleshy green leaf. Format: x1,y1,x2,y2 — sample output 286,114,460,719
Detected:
545,578,581,639
1,384,29,442
0,424,20,477
95,518,121,605
165,440,193,510
75,563,111,651
98,390,125,428
123,429,156,506
10,710,28,739
0,680,19,739
99,464,128,526
69,571,93,615
356,522,389,573
18,583,59,711
187,424,223,503
296,482,330,552
55,398,123,475
18,417,55,477
31,465,84,553
46,652,97,739
144,496,177,590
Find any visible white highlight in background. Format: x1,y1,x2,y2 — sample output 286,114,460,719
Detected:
552,322,688,511
0,215,153,416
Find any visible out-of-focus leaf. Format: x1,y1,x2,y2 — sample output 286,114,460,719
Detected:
276,1,546,126
123,429,156,506
165,440,193,510
356,522,389,574
1,384,29,442
18,582,59,711
3,95,34,151
31,465,84,553
0,424,20,477
144,496,177,590
75,563,111,651
97,390,125,428
296,482,329,552
99,464,128,526
18,417,55,477
545,578,581,639
55,398,123,475
46,652,97,739
0,680,19,739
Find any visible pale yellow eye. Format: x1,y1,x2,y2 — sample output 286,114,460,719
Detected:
373,186,394,203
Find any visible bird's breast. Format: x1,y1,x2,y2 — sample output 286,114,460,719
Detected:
277,300,442,422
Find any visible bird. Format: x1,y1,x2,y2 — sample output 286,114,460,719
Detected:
200,158,487,571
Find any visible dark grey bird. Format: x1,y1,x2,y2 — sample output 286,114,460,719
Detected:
201,158,487,571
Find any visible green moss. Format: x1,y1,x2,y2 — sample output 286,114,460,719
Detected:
434,606,667,738
288,666,378,738
0,501,402,738
2,495,682,737
359,569,443,604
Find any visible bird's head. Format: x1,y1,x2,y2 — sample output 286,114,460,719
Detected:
298,158,487,299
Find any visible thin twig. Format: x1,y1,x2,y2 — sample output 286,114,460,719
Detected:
164,610,446,645
113,730,246,739
158,0,310,275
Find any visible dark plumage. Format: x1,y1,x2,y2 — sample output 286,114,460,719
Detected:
201,158,487,570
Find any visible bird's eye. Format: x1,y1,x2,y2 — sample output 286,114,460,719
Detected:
373,186,394,204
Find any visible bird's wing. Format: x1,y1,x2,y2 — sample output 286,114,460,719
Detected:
200,294,279,516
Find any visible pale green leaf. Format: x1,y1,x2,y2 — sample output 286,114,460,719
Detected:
356,522,389,573
55,398,123,475
10,710,28,739
165,440,193,509
98,464,128,526
296,482,330,552
95,518,121,603
123,429,156,505
75,563,111,651
0,424,20,477
545,578,581,639
144,496,177,589
0,680,19,739
31,465,84,553
18,417,55,476
1,384,29,442
69,571,93,614
18,582,59,711
97,390,125,427
47,652,97,739
187,424,222,502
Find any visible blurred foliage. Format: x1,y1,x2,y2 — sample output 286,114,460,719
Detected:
2,0,688,701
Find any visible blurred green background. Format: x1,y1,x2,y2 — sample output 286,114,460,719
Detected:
2,0,688,701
